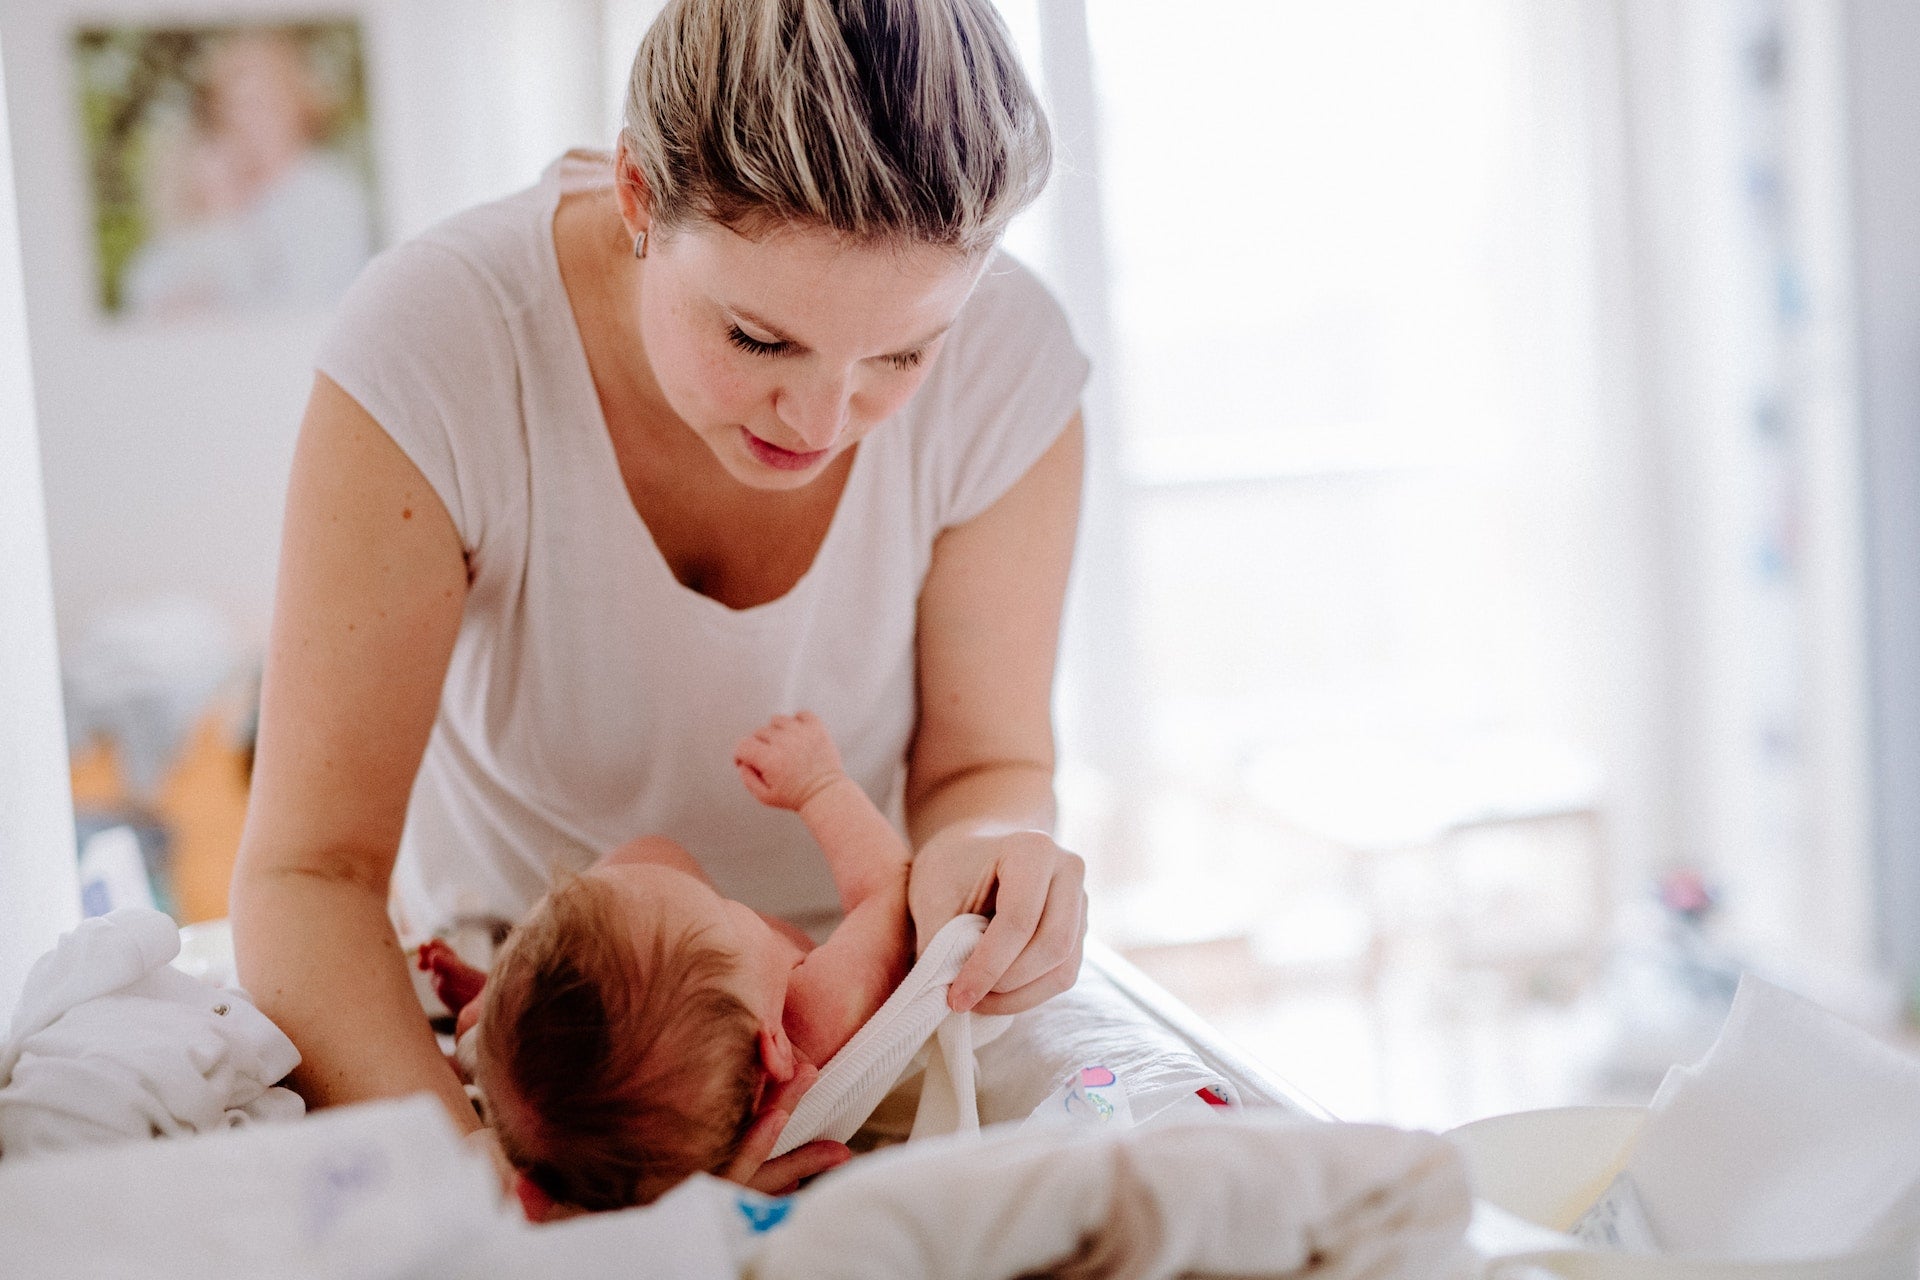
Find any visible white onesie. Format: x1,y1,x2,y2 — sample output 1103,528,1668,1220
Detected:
315,153,1089,938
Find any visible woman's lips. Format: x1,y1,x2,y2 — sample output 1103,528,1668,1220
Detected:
741,427,828,472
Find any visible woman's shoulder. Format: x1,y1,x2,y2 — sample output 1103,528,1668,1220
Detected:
945,250,1081,365
367,182,555,313
901,250,1091,528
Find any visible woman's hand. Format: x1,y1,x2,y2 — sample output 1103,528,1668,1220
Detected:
909,827,1086,1015
722,1064,851,1196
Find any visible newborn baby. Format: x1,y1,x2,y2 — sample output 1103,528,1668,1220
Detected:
455,712,913,1212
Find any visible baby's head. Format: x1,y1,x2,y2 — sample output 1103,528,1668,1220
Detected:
473,865,794,1210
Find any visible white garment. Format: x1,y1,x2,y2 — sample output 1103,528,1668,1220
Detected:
0,909,302,1156
316,152,1090,938
751,1113,1475,1280
772,915,1008,1156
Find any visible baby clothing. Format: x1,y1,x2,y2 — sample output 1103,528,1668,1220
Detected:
772,915,1008,1156
316,152,1090,938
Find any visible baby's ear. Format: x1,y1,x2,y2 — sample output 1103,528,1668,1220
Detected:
757,1024,797,1085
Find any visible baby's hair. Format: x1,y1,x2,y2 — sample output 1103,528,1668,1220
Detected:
474,874,764,1210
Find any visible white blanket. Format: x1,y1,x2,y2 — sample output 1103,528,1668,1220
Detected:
0,908,302,1156
752,1111,1474,1280
1,1094,500,1280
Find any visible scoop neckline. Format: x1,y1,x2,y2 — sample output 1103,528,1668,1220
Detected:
537,155,873,625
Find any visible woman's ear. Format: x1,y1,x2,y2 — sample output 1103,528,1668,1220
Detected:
613,138,653,240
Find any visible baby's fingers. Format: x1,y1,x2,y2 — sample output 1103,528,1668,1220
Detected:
735,757,770,796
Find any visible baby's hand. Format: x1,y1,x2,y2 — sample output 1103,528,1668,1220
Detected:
735,712,845,811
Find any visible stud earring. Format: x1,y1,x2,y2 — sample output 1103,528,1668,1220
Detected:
633,229,648,260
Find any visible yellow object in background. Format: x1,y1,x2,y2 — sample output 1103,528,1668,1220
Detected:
70,710,250,924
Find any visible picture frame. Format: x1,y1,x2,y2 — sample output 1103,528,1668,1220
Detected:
71,16,378,320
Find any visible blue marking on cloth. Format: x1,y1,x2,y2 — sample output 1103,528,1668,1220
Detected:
735,1195,792,1234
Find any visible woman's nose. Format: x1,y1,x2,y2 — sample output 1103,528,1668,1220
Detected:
773,374,853,451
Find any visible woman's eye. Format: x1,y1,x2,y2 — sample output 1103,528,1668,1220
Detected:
726,325,788,357
884,349,925,372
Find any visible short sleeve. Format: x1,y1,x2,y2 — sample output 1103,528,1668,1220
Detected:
314,239,523,555
922,254,1091,529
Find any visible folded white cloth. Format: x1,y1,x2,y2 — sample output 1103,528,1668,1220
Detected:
772,915,1007,1156
751,1111,1473,1280
1625,973,1920,1256
0,908,302,1156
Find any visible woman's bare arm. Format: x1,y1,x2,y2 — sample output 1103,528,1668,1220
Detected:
906,411,1088,1015
229,374,476,1132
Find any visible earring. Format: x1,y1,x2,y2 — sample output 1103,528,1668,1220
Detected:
632,229,648,260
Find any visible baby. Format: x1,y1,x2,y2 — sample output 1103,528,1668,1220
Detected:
451,712,913,1212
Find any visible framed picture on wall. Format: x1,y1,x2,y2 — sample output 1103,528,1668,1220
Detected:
71,17,378,321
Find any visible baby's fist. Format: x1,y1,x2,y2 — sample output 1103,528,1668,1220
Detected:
734,711,845,810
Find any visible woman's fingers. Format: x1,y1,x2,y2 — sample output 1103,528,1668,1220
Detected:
974,923,1084,1016
946,849,1046,1010
765,1062,819,1115
985,858,1085,995
723,1062,828,1190
944,834,1085,1012
724,1107,789,1183
743,1139,851,1197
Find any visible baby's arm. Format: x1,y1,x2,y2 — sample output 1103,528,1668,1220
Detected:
733,712,909,913
735,713,912,1059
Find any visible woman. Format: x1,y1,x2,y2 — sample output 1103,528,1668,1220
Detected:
230,0,1089,1194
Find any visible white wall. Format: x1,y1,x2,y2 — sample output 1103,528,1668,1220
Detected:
0,25,80,1026
0,0,608,655
1582,0,1875,980
1846,0,1920,983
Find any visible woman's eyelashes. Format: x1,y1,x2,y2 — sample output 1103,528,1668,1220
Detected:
725,324,925,372
726,325,787,357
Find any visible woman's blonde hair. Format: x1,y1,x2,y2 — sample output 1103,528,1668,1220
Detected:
622,0,1050,254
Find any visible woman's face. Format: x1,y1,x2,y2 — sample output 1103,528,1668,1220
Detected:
633,218,986,491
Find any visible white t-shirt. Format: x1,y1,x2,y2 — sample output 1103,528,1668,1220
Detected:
315,154,1089,939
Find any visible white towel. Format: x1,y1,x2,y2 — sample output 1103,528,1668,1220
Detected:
0,908,302,1157
750,1111,1474,1280
1624,974,1920,1255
